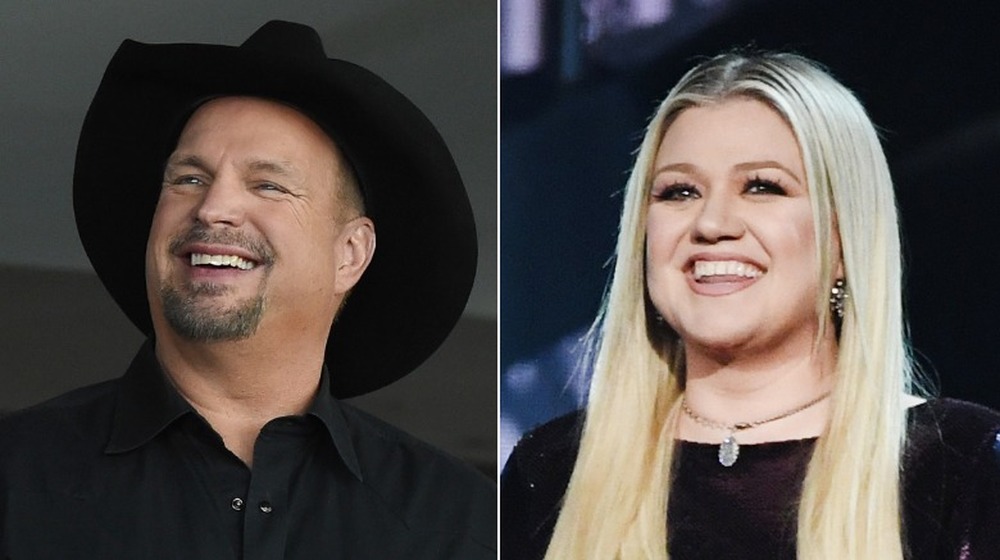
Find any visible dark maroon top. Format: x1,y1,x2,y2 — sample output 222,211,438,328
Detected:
501,399,1000,559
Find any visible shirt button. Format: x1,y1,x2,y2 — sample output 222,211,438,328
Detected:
259,501,273,514
231,497,244,511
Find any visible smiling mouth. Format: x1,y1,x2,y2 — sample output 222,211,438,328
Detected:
692,260,763,281
189,253,258,271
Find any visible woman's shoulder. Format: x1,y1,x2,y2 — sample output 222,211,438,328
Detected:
903,398,1000,557
908,397,1000,458
905,397,1000,476
509,410,584,459
500,410,584,560
502,409,584,496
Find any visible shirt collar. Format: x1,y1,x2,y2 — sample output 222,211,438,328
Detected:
105,340,363,481
308,365,363,481
105,339,190,454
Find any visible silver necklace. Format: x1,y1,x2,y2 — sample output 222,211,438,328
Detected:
681,392,831,467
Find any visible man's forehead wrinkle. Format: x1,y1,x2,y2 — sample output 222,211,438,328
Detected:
165,153,209,171
247,158,304,179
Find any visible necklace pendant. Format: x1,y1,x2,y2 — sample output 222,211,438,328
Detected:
718,434,740,467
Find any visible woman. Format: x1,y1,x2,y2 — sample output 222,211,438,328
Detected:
500,52,1000,559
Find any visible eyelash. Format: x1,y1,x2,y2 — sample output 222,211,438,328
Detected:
164,176,291,197
653,182,699,201
652,176,787,201
745,176,787,195
256,182,288,194
169,175,205,187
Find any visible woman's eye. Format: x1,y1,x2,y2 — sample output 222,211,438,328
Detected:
654,184,700,201
745,178,786,195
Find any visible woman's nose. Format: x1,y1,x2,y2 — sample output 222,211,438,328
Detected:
691,191,744,243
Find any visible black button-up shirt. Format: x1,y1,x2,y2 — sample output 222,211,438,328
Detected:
0,342,495,559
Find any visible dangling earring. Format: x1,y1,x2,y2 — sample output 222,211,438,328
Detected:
829,278,848,320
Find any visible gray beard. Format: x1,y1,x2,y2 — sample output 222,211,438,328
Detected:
160,282,265,342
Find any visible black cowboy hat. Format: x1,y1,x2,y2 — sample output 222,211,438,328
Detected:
73,20,478,398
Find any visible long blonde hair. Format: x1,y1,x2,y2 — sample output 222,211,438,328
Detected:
543,52,918,559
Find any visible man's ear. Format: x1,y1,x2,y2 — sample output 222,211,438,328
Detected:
334,217,376,295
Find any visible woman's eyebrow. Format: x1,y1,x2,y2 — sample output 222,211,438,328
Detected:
734,160,802,183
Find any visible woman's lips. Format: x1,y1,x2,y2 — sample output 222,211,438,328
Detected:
692,259,763,280
687,259,764,295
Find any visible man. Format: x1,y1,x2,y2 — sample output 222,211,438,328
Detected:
0,21,494,558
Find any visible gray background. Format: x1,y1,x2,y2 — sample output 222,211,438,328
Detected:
0,1,496,474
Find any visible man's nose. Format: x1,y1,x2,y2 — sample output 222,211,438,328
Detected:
195,173,246,227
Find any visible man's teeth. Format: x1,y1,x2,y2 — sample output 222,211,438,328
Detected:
693,260,762,280
190,253,256,270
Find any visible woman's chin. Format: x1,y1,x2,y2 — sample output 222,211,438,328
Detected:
678,330,758,361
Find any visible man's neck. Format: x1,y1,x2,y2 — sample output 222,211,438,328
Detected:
154,334,326,466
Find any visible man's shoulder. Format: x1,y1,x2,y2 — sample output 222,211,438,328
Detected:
341,403,492,486
337,401,496,553
0,379,119,458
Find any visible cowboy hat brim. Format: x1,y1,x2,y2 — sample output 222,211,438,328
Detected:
73,21,477,398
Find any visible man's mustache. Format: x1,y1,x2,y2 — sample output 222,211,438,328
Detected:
168,225,276,266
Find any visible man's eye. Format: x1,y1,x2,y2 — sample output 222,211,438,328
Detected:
171,175,205,186
257,182,287,193
653,183,700,201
